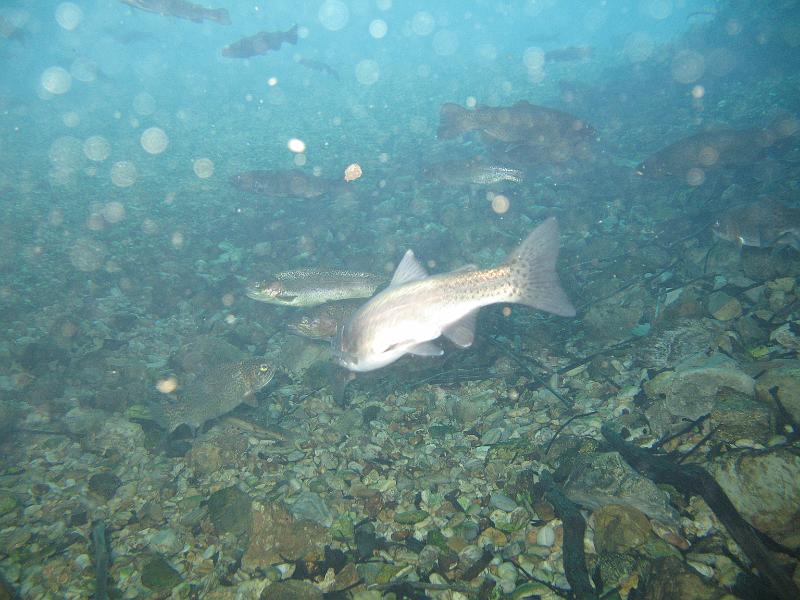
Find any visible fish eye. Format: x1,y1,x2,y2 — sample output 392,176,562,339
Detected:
259,363,271,372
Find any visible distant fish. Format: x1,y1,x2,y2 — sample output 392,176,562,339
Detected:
297,57,340,80
636,118,799,180
636,129,769,179
545,46,593,62
713,198,800,250
288,301,361,340
119,0,230,25
158,359,276,433
422,158,523,186
247,269,383,307
332,217,575,372
0,15,27,44
437,100,596,146
230,169,340,199
222,25,298,58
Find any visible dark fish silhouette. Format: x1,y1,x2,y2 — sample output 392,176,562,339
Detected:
119,0,230,25
636,117,798,180
0,15,27,44
437,100,596,145
222,25,298,58
713,198,800,250
288,301,361,340
297,57,339,80
545,46,593,62
636,129,771,179
230,169,342,199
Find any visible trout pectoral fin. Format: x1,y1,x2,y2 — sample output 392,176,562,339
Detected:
442,310,478,348
406,341,443,357
242,391,258,407
383,339,442,357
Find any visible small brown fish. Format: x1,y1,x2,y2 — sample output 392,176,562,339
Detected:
297,57,340,80
159,359,276,434
119,0,230,25
288,301,361,340
635,128,771,180
422,158,523,186
545,46,593,62
636,115,800,180
712,198,800,250
230,169,339,199
437,100,596,145
222,25,298,58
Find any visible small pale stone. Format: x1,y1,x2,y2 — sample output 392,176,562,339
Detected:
148,529,182,555
536,524,555,547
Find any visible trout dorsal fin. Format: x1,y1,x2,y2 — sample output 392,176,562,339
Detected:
390,250,428,287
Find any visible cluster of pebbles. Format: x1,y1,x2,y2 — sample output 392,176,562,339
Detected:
2,221,800,598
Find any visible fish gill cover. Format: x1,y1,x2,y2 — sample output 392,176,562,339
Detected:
1,1,800,599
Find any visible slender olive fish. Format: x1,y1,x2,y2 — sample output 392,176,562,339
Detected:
158,359,276,434
246,269,384,307
332,217,575,372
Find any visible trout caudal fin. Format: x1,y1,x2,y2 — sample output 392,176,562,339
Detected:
505,217,576,317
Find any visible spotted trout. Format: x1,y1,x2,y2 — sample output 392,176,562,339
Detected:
332,218,575,372
247,269,383,307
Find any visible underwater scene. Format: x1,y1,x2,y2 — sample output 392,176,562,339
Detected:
2,1,800,598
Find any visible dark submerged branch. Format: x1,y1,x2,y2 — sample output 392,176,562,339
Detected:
600,422,799,600
532,471,599,600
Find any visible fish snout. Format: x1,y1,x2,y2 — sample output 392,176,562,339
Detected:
246,281,283,300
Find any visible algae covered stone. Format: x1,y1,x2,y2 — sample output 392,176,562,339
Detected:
141,555,182,591
208,485,252,536
592,503,652,553
394,509,429,525
709,447,800,546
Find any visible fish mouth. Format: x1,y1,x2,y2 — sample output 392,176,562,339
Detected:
245,287,267,301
